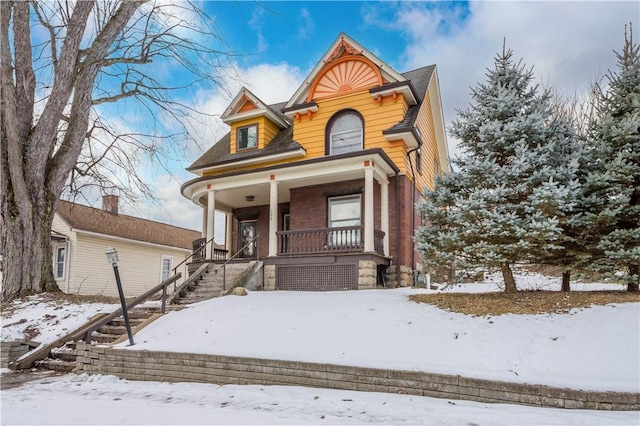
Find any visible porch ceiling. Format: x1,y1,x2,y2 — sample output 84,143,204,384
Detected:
182,149,398,211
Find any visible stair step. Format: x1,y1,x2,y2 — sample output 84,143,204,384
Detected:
91,332,119,344
39,359,76,373
127,310,153,319
98,325,127,335
50,349,79,362
110,318,144,327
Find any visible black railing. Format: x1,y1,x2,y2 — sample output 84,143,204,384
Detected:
276,226,385,255
221,233,262,290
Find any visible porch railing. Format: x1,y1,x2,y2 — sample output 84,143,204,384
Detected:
191,237,228,262
277,226,385,255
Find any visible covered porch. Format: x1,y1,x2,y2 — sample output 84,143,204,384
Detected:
181,149,399,289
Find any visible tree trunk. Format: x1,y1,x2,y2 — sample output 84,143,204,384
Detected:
561,270,571,292
1,194,59,301
628,264,639,292
500,262,517,292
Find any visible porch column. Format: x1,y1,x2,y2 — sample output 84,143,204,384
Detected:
364,165,374,252
206,189,215,259
268,178,278,257
225,212,233,260
380,179,389,256
201,208,207,238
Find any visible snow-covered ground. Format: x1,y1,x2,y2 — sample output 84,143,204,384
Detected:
1,272,639,425
2,373,638,425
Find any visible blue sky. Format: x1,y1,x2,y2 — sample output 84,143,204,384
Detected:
122,1,638,234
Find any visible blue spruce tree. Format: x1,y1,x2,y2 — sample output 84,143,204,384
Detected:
579,25,640,291
416,45,579,292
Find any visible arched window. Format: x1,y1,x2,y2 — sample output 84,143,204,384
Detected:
326,110,364,155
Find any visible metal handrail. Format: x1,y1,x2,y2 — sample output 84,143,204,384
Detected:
81,273,181,343
222,233,263,290
172,236,216,277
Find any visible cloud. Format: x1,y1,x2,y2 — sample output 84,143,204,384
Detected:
383,1,638,157
297,8,315,39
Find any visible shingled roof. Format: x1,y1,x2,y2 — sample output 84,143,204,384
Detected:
188,65,435,172
55,200,201,250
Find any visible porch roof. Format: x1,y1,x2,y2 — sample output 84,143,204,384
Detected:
181,148,399,210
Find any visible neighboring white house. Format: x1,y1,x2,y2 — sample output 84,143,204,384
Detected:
52,196,202,298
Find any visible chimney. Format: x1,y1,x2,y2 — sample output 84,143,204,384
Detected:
102,195,119,215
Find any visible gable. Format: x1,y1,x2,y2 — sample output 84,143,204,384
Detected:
286,33,406,109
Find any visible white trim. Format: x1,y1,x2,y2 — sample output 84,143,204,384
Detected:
194,149,306,175
160,255,173,282
370,85,417,106
184,153,396,207
427,68,451,173
54,245,66,280
282,104,319,119
383,131,419,149
222,87,289,128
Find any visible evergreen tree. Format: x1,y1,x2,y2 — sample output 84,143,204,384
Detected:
579,25,640,291
416,45,579,292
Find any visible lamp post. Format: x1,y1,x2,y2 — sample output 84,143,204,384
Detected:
105,247,134,346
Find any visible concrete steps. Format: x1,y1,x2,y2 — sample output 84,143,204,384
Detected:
37,308,158,373
173,262,255,305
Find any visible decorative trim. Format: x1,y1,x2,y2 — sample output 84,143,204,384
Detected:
307,57,382,102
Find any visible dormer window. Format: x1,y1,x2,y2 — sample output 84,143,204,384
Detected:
326,110,364,155
237,124,258,150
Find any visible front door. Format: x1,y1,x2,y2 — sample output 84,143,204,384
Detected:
239,220,257,258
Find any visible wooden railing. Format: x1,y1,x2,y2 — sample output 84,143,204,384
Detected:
191,237,228,262
277,226,385,255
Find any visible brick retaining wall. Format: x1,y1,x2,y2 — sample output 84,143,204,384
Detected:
1,341,37,368
75,344,639,411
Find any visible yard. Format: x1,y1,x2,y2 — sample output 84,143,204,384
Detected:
1,270,639,425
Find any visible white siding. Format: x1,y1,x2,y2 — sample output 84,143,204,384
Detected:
68,234,191,298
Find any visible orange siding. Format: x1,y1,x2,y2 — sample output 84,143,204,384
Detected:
208,83,442,185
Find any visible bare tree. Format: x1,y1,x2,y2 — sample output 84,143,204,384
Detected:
0,0,235,301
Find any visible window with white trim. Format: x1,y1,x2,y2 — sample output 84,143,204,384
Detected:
327,111,363,155
55,246,66,279
237,124,258,150
161,255,173,282
328,195,362,247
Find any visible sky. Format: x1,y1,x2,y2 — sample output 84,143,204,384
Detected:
2,271,638,424
112,1,638,235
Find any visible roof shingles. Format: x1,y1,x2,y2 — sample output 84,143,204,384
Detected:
56,201,200,250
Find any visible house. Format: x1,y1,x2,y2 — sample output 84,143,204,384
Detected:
181,33,450,290
52,196,206,298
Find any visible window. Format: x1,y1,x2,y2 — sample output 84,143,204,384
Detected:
326,111,363,155
55,246,65,279
328,195,362,247
161,256,173,282
237,124,257,150
329,195,361,227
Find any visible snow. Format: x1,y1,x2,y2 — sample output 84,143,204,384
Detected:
2,373,638,425
1,272,639,424
118,274,639,393
1,295,118,346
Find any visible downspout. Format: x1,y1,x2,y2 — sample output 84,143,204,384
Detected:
394,171,401,287
407,145,421,283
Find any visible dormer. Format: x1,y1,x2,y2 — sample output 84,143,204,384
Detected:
221,87,290,154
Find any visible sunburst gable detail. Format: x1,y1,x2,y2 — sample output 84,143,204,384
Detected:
307,57,382,101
